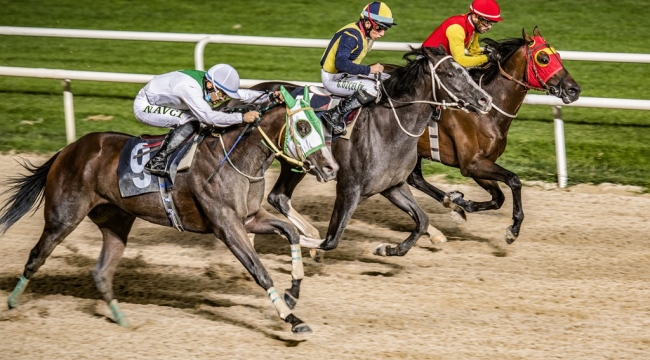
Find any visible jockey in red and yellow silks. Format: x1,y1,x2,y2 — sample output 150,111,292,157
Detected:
422,0,503,68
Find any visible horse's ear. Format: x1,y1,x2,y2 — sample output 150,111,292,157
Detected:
523,28,534,45
533,26,541,37
438,44,446,55
280,86,296,108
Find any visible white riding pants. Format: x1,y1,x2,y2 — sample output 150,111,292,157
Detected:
320,69,390,97
133,88,196,128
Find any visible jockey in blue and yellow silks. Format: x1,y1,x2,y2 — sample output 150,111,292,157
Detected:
320,2,396,135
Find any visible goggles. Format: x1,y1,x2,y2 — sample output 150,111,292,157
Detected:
478,16,495,27
371,22,389,31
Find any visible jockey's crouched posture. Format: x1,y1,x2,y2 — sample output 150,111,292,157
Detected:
133,64,282,177
319,2,396,135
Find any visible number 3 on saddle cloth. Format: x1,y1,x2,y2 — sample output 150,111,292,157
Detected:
289,86,361,140
117,134,197,198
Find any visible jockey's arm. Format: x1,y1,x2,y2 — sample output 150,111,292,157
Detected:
179,85,244,127
237,89,284,106
237,89,271,104
334,33,371,76
446,24,488,68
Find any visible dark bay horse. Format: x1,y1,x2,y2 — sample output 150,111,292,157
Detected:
265,46,492,258
0,91,337,334
407,27,582,244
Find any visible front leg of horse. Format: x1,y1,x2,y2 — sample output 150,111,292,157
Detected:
446,177,505,215
245,208,304,310
460,162,523,243
502,175,524,244
267,162,321,239
376,183,446,256
407,158,467,223
312,189,362,261
469,176,522,243
217,221,312,334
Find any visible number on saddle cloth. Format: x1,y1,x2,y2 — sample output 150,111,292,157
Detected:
117,136,197,197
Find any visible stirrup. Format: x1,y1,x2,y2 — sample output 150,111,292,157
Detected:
333,125,347,135
145,158,168,176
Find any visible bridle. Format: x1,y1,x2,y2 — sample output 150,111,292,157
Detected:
497,37,568,94
379,54,478,137
492,36,569,118
215,98,326,181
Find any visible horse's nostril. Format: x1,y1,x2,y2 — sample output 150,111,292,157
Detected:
479,98,488,106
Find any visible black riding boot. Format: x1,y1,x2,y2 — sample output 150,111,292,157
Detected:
321,90,376,135
145,121,199,177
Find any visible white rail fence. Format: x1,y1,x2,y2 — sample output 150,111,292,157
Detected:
2,27,650,187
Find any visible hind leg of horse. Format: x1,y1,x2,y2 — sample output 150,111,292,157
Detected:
457,159,523,243
245,208,304,310
215,210,311,334
8,201,92,309
376,182,446,256
407,156,467,223
267,161,320,239
87,205,136,327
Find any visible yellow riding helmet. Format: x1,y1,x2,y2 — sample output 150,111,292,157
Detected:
360,2,396,28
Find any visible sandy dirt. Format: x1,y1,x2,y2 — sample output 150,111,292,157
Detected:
1,154,649,359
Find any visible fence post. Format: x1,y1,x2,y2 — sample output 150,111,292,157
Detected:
62,79,76,144
553,106,567,188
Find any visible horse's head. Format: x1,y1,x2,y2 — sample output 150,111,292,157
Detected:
420,46,492,114
277,86,338,182
519,27,581,104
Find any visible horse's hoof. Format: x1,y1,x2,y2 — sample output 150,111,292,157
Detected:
374,244,388,256
7,297,19,309
292,323,313,334
448,191,464,202
505,228,517,244
428,232,448,246
116,316,131,328
310,249,325,263
284,292,298,310
450,210,467,223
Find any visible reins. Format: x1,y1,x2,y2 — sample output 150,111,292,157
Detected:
206,98,313,184
380,55,467,138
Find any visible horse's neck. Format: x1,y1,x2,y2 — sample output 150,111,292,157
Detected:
486,49,529,118
387,87,436,136
200,129,275,177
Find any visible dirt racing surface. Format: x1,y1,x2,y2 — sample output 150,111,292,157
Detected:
1,154,649,359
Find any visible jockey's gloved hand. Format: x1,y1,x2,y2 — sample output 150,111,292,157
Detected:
486,48,501,63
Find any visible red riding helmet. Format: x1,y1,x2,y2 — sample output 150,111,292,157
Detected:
470,0,503,22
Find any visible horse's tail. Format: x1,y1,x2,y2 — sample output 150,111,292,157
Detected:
0,153,60,234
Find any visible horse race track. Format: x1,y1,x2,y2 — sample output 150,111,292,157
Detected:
1,154,649,359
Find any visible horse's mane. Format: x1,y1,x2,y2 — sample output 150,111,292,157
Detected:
380,46,448,103
468,37,525,85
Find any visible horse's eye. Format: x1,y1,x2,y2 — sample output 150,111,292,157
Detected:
296,120,312,137
447,71,455,78
538,54,550,65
